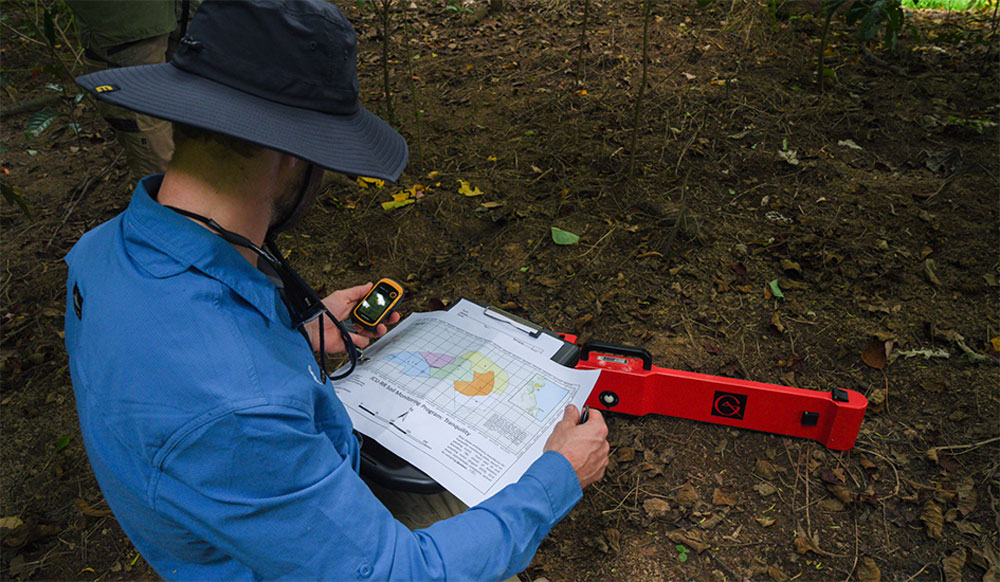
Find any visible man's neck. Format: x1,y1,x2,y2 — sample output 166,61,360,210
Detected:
157,163,275,265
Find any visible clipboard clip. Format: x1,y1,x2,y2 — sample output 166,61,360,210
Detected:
482,305,544,339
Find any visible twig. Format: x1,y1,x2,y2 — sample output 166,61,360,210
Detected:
922,168,964,205
577,227,616,259
575,0,591,83
628,0,652,179
860,44,906,76
0,17,47,47
804,442,812,541
928,436,1000,455
707,550,741,581
843,515,859,582
47,150,123,246
900,561,934,582
855,447,901,502
660,171,689,257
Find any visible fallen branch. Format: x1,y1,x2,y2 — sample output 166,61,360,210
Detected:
860,44,906,76
2,94,64,117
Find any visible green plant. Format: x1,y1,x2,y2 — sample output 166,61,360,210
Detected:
676,544,690,562
1,179,32,217
828,0,906,49
444,0,474,15
816,0,905,90
22,84,85,139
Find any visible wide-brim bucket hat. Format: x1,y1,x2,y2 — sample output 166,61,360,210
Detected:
75,0,408,182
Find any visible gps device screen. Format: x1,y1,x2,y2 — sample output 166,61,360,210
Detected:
352,279,403,329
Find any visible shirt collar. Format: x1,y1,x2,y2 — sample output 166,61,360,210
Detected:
122,175,283,324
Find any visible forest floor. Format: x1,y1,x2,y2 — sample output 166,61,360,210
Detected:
1,1,998,581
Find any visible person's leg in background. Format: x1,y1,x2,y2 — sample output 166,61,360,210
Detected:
81,35,174,180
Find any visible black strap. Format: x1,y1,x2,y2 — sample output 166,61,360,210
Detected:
164,205,359,381
179,0,191,39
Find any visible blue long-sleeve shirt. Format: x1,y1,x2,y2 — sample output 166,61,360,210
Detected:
64,175,582,581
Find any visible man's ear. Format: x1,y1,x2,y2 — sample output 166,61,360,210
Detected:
286,155,309,169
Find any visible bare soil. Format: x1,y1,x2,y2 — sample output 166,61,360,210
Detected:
2,2,998,581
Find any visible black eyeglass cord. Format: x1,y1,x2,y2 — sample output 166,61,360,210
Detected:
165,205,359,381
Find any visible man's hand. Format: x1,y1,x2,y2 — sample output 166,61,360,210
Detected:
543,405,609,489
305,282,400,353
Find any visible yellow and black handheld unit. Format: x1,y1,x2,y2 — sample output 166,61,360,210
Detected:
351,278,404,331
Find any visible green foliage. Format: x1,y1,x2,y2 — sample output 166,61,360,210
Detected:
825,0,906,49
24,109,63,140
1,179,32,217
55,435,72,452
551,227,581,245
444,0,474,14
43,2,60,47
676,544,690,563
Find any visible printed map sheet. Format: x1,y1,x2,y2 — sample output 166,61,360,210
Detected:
334,300,600,506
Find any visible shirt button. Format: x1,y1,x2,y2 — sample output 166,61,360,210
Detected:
357,563,372,578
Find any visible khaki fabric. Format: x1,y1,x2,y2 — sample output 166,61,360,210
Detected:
82,35,174,179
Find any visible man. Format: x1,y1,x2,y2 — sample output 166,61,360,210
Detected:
66,0,198,179
64,1,609,580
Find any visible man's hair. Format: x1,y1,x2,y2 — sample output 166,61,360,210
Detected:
172,123,265,160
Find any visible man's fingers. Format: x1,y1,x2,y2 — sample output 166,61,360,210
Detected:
342,282,373,302
349,332,371,349
585,407,606,427
562,404,579,423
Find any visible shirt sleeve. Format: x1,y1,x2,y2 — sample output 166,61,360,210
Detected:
152,401,582,581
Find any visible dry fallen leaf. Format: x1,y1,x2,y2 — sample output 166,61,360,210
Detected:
957,478,978,516
924,258,943,286
666,528,710,553
826,483,853,505
457,179,483,197
793,533,822,555
955,520,983,537
675,482,700,507
857,557,881,582
756,459,780,480
603,527,621,553
920,500,944,540
356,176,385,189
942,548,966,582
754,482,778,497
712,488,738,506
756,515,776,527
616,446,636,463
643,498,670,518
818,498,846,511
861,339,889,369
767,564,789,582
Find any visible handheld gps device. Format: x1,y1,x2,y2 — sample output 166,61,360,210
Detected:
351,278,404,331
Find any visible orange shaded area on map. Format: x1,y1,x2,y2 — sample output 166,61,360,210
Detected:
453,371,495,397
